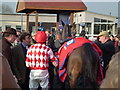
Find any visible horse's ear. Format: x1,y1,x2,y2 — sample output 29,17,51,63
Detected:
61,20,65,27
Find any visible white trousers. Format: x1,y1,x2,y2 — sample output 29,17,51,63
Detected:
29,70,49,90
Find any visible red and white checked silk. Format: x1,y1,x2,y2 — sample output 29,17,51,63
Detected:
26,43,58,70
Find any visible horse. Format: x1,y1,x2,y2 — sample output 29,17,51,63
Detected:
58,37,103,89
100,51,119,88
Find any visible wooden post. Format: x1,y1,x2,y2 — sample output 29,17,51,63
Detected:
26,14,29,32
35,12,38,32
56,14,59,30
70,12,74,25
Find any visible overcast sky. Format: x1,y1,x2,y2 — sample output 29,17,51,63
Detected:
1,0,119,17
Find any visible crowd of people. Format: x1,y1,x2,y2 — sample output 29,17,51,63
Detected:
0,27,120,89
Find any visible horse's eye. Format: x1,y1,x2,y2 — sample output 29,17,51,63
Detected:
68,72,72,79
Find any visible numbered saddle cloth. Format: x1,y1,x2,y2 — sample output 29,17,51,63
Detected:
58,37,103,83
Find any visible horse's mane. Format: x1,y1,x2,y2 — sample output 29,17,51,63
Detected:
67,43,99,88
80,43,99,82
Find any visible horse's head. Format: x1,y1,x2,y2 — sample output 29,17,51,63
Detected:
67,43,100,88
67,46,83,88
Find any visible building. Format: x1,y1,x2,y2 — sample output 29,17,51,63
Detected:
74,11,117,38
0,11,117,37
0,13,57,33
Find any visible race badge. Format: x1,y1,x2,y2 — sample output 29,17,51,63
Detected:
66,39,75,47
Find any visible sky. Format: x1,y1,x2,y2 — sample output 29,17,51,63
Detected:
0,0,119,17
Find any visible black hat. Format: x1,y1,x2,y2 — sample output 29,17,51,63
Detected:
4,28,17,37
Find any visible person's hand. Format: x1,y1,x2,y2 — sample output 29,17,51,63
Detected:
52,61,58,67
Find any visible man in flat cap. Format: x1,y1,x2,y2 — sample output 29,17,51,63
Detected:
0,28,17,72
95,31,115,77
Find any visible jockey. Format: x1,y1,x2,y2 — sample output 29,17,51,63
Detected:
26,31,58,89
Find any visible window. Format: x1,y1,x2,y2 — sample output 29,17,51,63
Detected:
94,18,100,22
86,23,91,34
16,25,21,30
108,20,113,23
94,24,100,34
101,19,107,23
32,26,35,32
101,24,106,31
5,25,11,30
108,25,113,30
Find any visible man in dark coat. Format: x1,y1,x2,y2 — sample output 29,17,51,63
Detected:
96,31,115,77
0,28,17,71
11,32,32,90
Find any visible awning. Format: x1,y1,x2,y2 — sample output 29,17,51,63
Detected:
16,0,87,14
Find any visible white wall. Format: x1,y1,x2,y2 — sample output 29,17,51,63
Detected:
0,14,56,31
75,11,116,23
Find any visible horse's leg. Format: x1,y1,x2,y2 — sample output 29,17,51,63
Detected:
67,47,82,88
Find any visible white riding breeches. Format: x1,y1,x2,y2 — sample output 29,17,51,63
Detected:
29,70,49,90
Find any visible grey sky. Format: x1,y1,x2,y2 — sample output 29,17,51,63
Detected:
83,2,118,17
1,0,119,17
